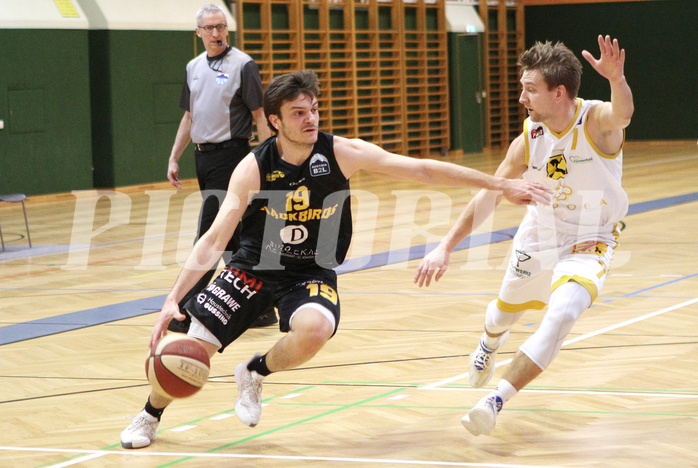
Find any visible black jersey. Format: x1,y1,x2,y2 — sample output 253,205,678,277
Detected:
231,131,353,273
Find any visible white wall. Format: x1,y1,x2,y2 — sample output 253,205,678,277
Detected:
0,0,236,31
0,0,89,29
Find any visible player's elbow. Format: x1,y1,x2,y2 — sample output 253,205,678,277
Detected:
614,100,634,128
618,106,634,128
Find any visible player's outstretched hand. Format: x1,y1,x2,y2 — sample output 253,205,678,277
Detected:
501,178,552,206
581,35,625,84
150,297,187,351
415,244,450,287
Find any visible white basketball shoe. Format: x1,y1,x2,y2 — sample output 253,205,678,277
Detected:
461,395,503,436
120,410,159,449
468,330,509,388
234,352,265,427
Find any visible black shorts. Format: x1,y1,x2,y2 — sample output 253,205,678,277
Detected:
184,264,340,351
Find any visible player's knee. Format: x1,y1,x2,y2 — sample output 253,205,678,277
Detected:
519,333,558,371
485,299,524,334
290,307,334,346
519,285,590,370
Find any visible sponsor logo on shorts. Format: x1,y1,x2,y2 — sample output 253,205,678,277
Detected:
218,267,263,300
510,264,531,279
511,250,532,278
197,291,233,325
514,250,531,265
572,240,607,256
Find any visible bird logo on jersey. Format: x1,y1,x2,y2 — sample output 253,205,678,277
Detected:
547,154,567,180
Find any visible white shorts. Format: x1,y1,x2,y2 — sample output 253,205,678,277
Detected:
496,215,622,313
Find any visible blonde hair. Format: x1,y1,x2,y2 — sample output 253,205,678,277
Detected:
519,41,582,98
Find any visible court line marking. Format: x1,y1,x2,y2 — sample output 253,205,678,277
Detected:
169,425,197,432
0,446,582,468
42,452,106,467
2,192,697,346
426,388,698,399
419,297,698,391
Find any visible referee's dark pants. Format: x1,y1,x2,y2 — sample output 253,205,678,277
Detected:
176,139,249,317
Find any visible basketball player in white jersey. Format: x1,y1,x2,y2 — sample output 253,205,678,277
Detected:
414,35,634,435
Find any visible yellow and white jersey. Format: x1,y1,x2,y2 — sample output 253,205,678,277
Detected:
522,98,628,234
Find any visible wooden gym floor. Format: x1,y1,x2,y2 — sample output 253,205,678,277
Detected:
1,140,697,467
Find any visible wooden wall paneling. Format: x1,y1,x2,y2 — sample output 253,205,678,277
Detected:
237,0,448,155
374,0,405,153
404,0,429,155
427,0,449,155
479,0,524,148
354,0,381,143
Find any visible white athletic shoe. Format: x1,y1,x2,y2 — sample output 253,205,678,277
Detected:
461,395,502,436
468,330,509,388
120,410,159,449
234,352,265,427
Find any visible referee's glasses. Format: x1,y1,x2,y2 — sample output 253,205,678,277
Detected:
198,23,227,33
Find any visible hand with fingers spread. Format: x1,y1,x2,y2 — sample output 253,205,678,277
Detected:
582,35,625,83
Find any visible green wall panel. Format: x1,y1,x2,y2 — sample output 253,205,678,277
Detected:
525,0,697,141
90,29,198,188
448,33,483,153
0,29,92,196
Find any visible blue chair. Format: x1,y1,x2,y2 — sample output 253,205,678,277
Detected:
0,193,32,251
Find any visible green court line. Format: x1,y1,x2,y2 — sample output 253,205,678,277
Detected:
33,386,317,468
156,387,405,467
33,381,696,468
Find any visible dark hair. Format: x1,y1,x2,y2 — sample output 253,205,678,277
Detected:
518,41,582,98
264,70,320,133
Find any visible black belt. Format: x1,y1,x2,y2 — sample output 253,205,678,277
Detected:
194,138,248,152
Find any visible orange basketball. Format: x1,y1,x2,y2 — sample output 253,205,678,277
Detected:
146,333,210,399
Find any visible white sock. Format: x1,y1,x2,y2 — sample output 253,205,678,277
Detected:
482,331,504,351
491,379,518,403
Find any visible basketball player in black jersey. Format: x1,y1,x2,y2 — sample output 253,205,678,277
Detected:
121,70,552,449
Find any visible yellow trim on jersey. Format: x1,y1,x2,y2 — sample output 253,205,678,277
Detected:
544,98,582,139
551,275,599,303
583,112,625,160
612,222,622,248
497,298,547,313
524,119,531,166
